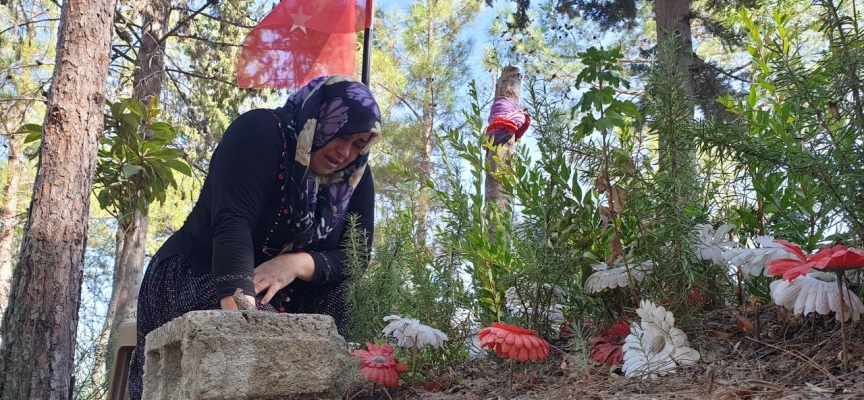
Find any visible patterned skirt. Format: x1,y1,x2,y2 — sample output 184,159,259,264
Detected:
127,253,350,400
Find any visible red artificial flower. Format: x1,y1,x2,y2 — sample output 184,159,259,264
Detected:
808,245,864,272
478,322,550,362
688,281,711,307
350,342,408,387
768,241,864,281
766,240,814,281
589,319,630,366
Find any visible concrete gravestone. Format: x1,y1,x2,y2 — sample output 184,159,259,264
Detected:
142,311,352,399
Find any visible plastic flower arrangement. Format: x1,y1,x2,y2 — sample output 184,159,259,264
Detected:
382,315,448,349
693,223,737,265
722,235,796,277
478,322,550,362
770,272,864,321
350,342,408,388
766,241,864,371
585,259,653,294
622,300,700,379
589,319,630,366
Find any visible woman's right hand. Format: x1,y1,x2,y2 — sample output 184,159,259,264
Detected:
220,294,257,310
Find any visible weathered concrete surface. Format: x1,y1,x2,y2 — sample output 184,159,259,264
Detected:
142,311,352,400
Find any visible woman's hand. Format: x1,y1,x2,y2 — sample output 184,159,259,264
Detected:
254,252,315,304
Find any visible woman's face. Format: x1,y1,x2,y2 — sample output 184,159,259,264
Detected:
309,132,372,175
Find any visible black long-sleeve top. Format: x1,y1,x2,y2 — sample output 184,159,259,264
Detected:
157,109,375,299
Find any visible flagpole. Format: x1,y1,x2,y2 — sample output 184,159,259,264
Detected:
361,0,373,86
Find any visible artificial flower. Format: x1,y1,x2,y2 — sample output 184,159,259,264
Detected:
722,235,796,277
693,224,737,265
381,315,448,349
622,300,700,379
589,319,630,366
767,242,864,281
350,342,408,387
478,322,550,362
807,245,864,272
584,260,653,294
765,239,813,281
770,272,864,321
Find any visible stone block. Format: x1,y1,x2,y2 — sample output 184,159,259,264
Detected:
142,311,352,400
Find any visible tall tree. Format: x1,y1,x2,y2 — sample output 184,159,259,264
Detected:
0,0,57,325
94,0,172,377
372,0,481,242
488,0,763,117
484,66,522,239
0,0,115,397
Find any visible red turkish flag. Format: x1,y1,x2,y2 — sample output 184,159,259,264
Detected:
237,0,373,89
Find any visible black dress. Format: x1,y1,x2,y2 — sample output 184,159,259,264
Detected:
127,109,375,399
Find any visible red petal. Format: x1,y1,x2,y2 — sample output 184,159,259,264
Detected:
774,239,807,260
518,346,529,362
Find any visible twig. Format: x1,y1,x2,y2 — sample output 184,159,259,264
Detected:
159,0,216,44
744,337,840,384
166,67,237,87
0,17,60,35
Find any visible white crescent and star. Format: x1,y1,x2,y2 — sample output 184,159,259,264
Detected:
289,6,312,34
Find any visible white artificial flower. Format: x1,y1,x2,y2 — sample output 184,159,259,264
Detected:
770,272,864,321
693,224,737,265
585,260,653,294
504,284,566,326
722,235,795,277
622,300,700,380
382,315,448,349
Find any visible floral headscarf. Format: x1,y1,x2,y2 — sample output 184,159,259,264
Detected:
276,75,382,250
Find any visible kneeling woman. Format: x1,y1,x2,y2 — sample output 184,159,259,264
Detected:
128,75,382,399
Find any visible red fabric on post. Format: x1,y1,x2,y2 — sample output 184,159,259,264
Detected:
237,0,373,89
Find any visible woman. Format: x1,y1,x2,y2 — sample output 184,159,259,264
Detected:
128,75,382,399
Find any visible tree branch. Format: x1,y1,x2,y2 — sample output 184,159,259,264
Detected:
376,81,423,121
111,45,135,63
159,0,216,44
166,68,236,88
196,11,257,29
0,18,60,35
173,34,241,47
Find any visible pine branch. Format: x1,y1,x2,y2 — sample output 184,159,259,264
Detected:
172,34,241,48
0,18,60,35
159,0,216,44
166,67,236,87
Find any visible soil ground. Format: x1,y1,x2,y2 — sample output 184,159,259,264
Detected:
345,306,864,399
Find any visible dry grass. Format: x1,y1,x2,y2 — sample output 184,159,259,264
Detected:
345,305,864,399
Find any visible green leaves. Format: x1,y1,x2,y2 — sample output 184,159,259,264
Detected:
94,96,192,221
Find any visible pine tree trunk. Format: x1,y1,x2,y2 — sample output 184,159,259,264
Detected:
417,120,433,245
0,0,115,397
417,74,435,246
484,66,522,240
0,136,24,323
654,0,695,170
655,0,694,99
92,0,171,388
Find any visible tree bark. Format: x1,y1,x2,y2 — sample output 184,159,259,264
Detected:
484,66,522,240
654,0,695,170
93,0,171,388
655,0,694,99
0,136,24,322
0,0,115,397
